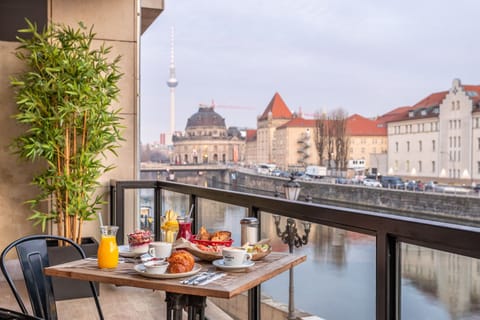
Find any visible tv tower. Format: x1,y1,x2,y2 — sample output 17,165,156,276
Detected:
166,26,178,145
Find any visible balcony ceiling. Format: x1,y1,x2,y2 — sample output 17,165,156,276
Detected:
141,0,164,34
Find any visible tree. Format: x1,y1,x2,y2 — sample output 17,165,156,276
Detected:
314,108,349,174
10,20,124,243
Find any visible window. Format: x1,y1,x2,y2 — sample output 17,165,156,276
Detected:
432,161,436,173
406,160,410,172
395,142,399,152
478,138,480,150
452,102,455,110
458,136,461,148
457,101,460,110
419,141,422,152
478,162,480,174
407,141,410,152
418,161,422,173
432,140,436,152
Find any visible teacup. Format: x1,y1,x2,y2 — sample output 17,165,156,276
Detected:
222,247,252,266
144,260,168,274
148,241,172,259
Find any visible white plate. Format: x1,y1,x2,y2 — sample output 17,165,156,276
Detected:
134,263,202,279
212,259,255,271
118,245,148,258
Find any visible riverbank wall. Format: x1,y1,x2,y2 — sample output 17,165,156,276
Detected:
226,169,480,225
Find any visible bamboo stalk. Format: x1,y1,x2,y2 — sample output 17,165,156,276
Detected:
65,124,70,240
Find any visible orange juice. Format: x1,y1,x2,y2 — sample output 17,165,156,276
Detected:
97,235,119,269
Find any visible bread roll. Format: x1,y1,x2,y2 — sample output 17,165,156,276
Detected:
167,251,195,273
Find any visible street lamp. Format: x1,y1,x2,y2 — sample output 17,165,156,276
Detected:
283,174,301,201
273,174,311,320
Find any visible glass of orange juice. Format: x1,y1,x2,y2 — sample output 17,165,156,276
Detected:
98,225,119,269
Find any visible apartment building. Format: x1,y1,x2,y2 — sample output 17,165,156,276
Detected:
387,79,480,182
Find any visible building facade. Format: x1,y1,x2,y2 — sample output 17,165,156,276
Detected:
272,118,319,170
256,93,294,164
172,105,245,164
387,79,480,183
347,114,388,176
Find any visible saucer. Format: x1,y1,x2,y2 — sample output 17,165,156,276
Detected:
134,263,202,279
119,245,148,258
212,259,255,272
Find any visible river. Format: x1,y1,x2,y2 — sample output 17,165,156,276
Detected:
139,173,480,319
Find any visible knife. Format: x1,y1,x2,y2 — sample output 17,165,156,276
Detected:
193,272,225,286
180,272,208,285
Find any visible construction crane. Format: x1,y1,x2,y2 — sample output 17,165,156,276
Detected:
199,100,256,111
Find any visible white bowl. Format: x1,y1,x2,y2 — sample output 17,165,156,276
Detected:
144,260,169,275
129,243,149,254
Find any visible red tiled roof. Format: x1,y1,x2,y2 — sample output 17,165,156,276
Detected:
463,85,480,103
411,91,448,110
376,106,412,124
245,129,257,142
277,117,316,129
346,114,387,136
258,92,293,121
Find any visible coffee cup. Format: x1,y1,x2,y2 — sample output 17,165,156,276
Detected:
148,241,172,259
222,247,252,266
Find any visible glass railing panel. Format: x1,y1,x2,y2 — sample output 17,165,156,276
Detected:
400,243,480,319
196,198,247,245
260,212,376,319
161,190,190,215
119,188,155,243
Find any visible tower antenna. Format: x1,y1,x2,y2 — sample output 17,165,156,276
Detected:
166,26,178,145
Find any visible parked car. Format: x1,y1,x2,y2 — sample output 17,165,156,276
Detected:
380,176,405,189
405,181,423,191
363,178,381,187
474,184,480,193
424,181,440,192
336,177,349,184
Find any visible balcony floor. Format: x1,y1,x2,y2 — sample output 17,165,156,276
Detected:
0,280,234,319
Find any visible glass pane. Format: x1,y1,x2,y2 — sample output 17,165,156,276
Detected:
196,199,247,245
401,243,480,319
261,212,376,319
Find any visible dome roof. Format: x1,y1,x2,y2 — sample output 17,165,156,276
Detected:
186,106,226,129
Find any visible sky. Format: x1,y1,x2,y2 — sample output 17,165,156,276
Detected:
140,0,480,144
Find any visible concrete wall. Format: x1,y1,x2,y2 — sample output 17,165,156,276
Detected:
0,0,163,248
231,171,480,224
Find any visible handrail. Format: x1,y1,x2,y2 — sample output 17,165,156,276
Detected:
110,179,480,320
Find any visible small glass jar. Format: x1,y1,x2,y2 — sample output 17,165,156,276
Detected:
241,217,259,245
176,216,193,241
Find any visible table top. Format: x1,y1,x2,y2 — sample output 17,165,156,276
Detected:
44,252,306,299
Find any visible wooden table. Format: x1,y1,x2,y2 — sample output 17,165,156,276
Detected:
45,252,306,320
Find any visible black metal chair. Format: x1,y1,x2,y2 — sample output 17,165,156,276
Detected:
0,307,43,320
0,235,104,320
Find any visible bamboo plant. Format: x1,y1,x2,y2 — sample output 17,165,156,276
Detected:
10,20,123,243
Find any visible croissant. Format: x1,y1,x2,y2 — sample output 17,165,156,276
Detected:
167,251,195,273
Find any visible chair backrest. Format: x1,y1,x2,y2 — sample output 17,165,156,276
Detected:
0,307,43,320
0,235,104,320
